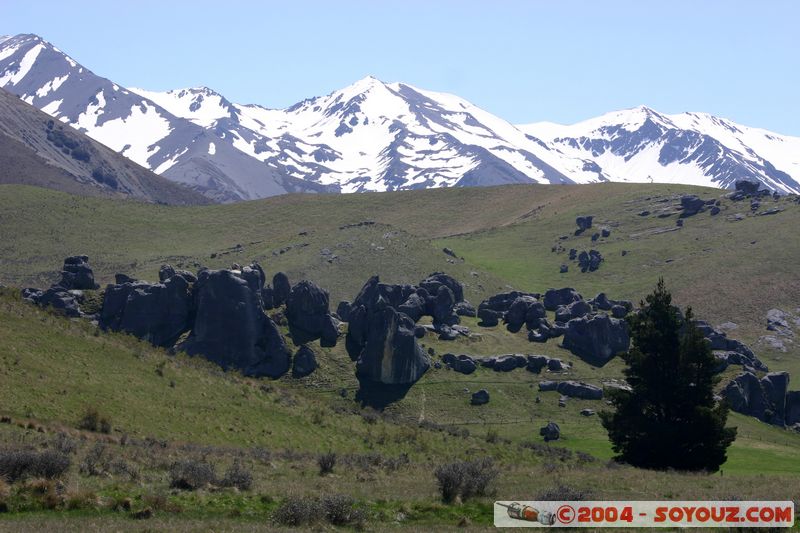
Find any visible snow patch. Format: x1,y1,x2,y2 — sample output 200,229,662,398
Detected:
0,42,44,86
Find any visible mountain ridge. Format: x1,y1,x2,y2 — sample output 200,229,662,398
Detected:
1,33,798,202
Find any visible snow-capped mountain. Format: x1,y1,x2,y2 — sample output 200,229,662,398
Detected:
519,106,800,194
1,33,799,201
0,34,330,201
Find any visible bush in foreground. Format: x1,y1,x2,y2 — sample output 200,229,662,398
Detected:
434,457,498,503
273,494,365,527
0,449,70,483
169,459,216,490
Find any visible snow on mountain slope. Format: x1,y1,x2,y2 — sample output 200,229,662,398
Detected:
0,34,329,201
129,86,237,128
520,106,800,194
2,33,799,200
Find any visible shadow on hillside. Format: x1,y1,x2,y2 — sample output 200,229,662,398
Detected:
355,378,413,410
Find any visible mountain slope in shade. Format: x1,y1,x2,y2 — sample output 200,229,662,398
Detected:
0,34,330,202
1,33,799,199
519,106,800,194
0,87,211,205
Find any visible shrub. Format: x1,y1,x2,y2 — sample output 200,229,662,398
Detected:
50,433,77,455
70,147,91,162
273,495,365,527
273,495,321,527
220,460,252,491
78,407,112,434
79,443,108,476
535,484,592,501
434,457,498,503
169,459,216,490
321,494,365,526
318,452,336,476
0,449,70,482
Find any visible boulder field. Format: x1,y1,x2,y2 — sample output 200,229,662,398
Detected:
21,257,784,427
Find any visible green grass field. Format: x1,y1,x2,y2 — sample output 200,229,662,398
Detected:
1,183,799,530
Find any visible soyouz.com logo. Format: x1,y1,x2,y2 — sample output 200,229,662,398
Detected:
493,501,795,528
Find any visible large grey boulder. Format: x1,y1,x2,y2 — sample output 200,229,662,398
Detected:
272,272,291,307
292,345,318,378
555,381,603,400
555,299,592,322
562,314,630,363
540,421,560,441
723,372,768,420
100,275,193,347
432,285,458,326
761,372,790,424
680,195,706,217
349,296,430,385
419,272,464,303
543,288,582,311
285,280,338,347
442,353,477,374
526,355,549,373
179,269,291,378
471,389,490,405
537,380,602,400
27,286,82,317
336,300,352,322
454,300,476,317
787,391,800,426
504,295,544,333
57,255,98,290
398,292,427,322
477,290,540,326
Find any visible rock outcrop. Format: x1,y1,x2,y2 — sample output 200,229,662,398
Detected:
100,274,193,347
562,314,630,363
179,269,291,378
285,280,338,347
723,371,799,427
58,255,99,290
346,278,430,385
539,380,603,400
292,345,318,378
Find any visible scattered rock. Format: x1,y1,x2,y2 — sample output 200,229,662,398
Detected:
539,421,560,441
680,195,706,217
580,408,596,417
577,250,603,272
538,380,603,400
442,353,477,375
575,216,593,235
471,389,490,405
454,300,476,317
57,255,99,290
337,300,352,322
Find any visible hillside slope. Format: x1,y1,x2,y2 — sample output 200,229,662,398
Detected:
1,182,799,528
0,88,211,205
1,181,798,376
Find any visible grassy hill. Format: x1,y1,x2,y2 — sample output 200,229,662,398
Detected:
1,182,799,529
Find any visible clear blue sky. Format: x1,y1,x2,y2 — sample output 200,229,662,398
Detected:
4,0,799,134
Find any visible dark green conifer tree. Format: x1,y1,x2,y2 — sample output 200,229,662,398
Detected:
600,279,737,471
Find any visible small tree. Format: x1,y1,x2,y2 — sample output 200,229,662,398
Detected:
600,279,736,471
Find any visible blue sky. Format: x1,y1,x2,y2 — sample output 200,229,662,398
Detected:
4,0,799,134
